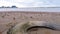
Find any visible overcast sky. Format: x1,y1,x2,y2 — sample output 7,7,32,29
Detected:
0,0,60,8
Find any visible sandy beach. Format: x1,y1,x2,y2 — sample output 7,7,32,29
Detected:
0,12,60,34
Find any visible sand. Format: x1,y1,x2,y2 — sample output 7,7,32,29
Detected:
0,12,60,34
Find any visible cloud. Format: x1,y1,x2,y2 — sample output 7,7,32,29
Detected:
0,1,13,6
0,0,27,7
0,0,59,7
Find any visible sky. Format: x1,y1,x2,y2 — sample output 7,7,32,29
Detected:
0,0,60,8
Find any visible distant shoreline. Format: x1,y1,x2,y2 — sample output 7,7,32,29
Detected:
0,7,60,12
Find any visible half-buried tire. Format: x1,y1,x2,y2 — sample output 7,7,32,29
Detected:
7,21,58,34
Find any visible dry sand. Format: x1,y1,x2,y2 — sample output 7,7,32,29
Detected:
0,12,60,34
